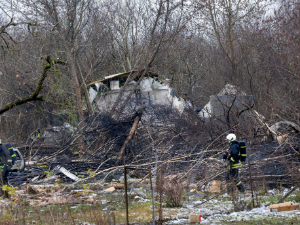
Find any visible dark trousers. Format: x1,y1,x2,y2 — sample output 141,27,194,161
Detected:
0,166,9,197
225,168,245,193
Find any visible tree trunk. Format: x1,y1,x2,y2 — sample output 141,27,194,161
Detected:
116,109,143,164
68,50,86,155
68,51,85,127
77,60,93,115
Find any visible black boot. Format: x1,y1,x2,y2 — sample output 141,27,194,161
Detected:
237,183,245,193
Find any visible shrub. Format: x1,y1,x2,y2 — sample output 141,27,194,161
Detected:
163,178,187,207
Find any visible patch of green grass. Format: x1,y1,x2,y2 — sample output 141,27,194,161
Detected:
259,187,267,196
286,191,300,203
262,195,283,206
113,201,158,224
259,190,300,206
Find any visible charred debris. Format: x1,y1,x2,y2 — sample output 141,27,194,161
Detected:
8,83,300,191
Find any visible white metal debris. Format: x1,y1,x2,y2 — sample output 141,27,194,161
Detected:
88,87,98,103
52,165,81,182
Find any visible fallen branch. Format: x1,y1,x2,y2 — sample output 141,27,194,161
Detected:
63,149,224,188
277,185,298,203
116,108,144,164
241,101,277,137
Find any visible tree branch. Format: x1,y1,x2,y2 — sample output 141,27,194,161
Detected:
0,56,66,115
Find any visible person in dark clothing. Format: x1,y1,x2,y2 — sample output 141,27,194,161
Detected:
223,133,245,194
0,165,9,197
0,139,12,198
5,143,17,165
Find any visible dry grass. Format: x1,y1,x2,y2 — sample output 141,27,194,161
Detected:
0,202,109,225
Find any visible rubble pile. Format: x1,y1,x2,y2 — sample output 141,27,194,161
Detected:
1,84,299,224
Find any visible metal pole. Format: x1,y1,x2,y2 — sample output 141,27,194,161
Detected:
124,167,154,224
149,170,155,225
124,166,129,225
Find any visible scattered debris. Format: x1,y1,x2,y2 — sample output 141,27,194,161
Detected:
270,202,300,212
277,134,289,145
270,121,300,134
190,189,198,193
113,184,124,189
103,187,115,193
1,77,299,224
26,185,39,195
190,214,201,223
52,165,81,182
43,123,77,145
206,180,222,193
198,84,253,119
36,195,81,207
87,71,189,114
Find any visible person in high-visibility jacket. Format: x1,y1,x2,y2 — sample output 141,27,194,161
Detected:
223,133,245,194
0,140,13,198
5,143,17,165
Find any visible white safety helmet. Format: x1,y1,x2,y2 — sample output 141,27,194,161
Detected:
226,133,236,143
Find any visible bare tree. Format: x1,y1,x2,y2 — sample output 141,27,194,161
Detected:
106,0,190,116
196,0,265,85
17,0,95,121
